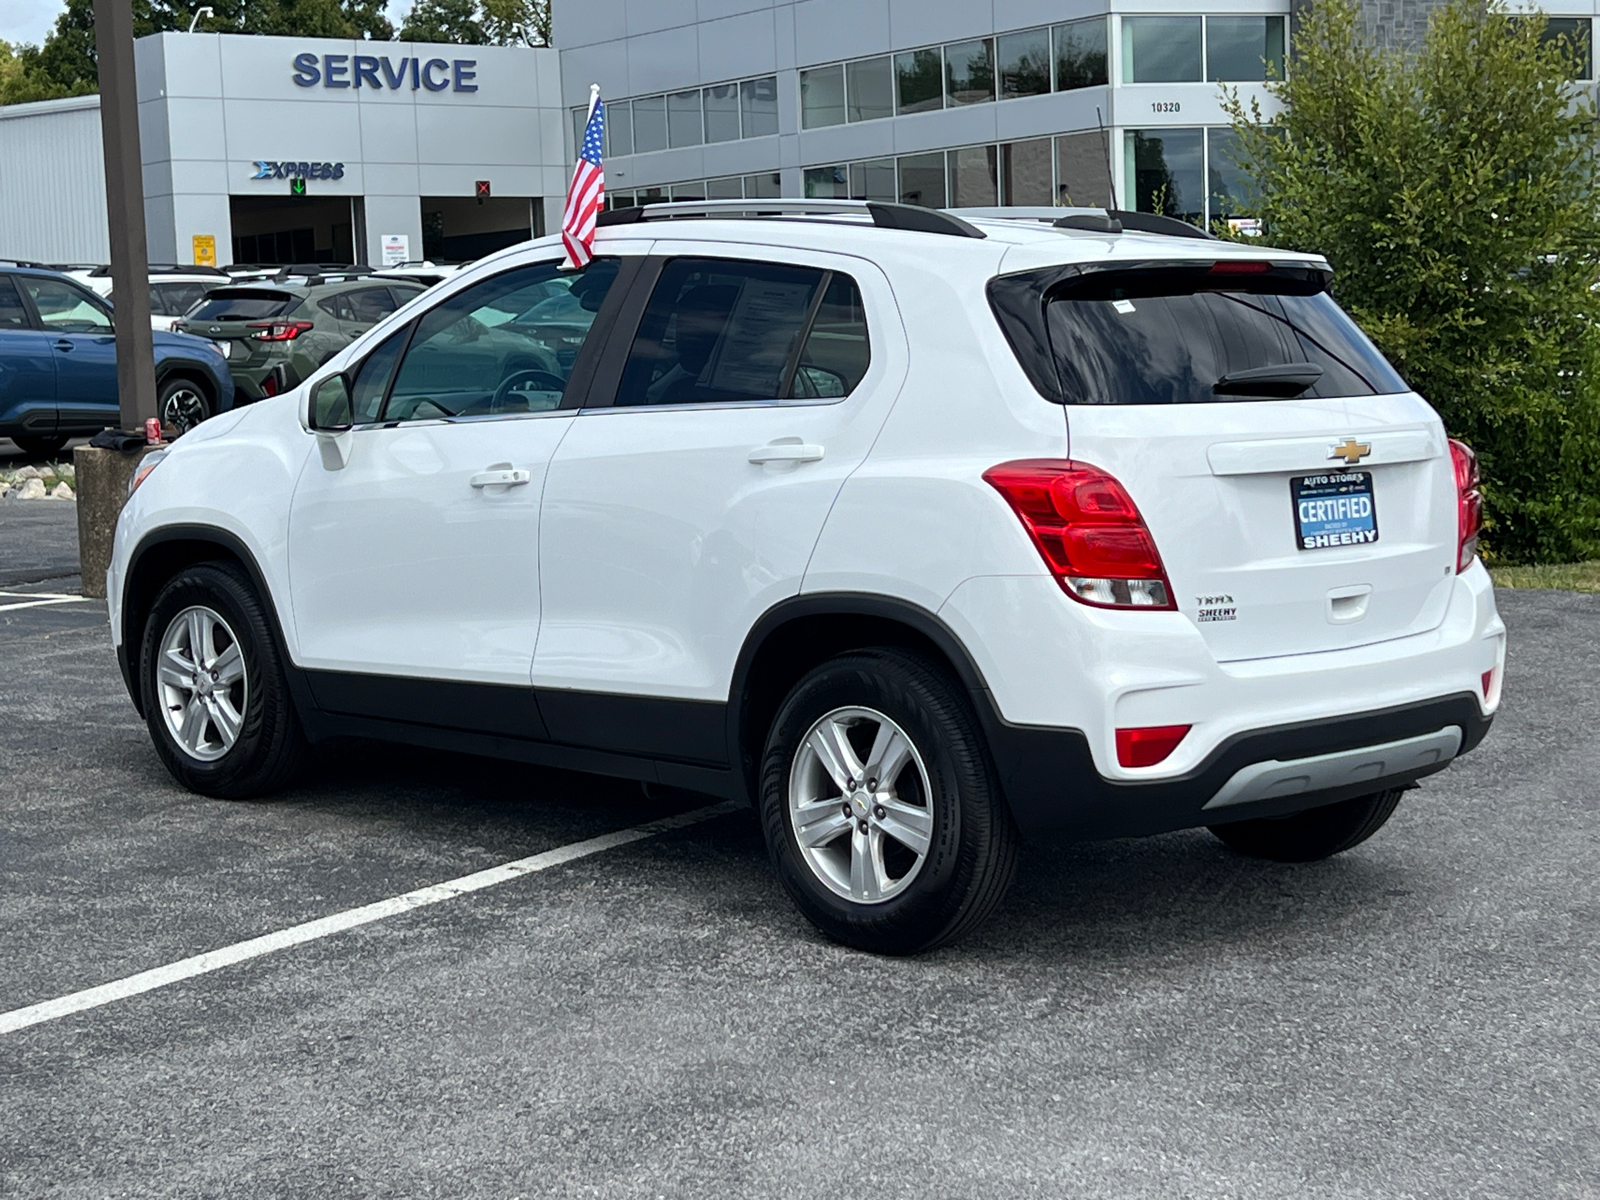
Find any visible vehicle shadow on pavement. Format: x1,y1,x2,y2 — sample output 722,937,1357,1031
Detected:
243,738,1408,968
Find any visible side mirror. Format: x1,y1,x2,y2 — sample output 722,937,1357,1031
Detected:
309,373,354,432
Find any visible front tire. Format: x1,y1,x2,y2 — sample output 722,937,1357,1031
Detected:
158,376,212,437
1207,788,1404,862
759,648,1018,955
140,562,305,798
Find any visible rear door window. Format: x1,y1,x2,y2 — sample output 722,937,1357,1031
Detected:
188,289,298,322
612,258,867,407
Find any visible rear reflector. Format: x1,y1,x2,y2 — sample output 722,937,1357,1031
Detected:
1116,724,1192,768
983,459,1175,610
1450,438,1482,573
1481,668,1495,700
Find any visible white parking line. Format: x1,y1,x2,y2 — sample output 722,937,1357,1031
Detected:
0,591,91,613
0,800,740,1037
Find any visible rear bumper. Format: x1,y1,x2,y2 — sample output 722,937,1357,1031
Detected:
986,691,1491,840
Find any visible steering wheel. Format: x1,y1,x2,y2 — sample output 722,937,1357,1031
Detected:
492,369,567,410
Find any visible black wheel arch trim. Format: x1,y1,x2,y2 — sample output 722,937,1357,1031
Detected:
118,523,313,721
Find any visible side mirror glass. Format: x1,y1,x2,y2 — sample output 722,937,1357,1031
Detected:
310,373,354,432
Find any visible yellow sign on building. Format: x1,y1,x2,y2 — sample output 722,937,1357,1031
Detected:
192,234,217,267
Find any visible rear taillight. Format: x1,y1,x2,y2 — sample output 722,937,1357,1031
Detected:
248,319,314,342
1116,724,1191,768
983,459,1175,609
1450,438,1482,573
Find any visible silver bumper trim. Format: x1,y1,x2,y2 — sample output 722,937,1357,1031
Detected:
1202,725,1464,811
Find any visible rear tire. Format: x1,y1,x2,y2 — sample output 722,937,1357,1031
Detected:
11,435,68,458
758,647,1018,955
140,562,305,798
1207,788,1404,862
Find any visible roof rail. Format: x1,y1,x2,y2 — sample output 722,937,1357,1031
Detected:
597,198,986,239
946,205,1216,241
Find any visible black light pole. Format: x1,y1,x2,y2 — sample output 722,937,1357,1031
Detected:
92,0,157,431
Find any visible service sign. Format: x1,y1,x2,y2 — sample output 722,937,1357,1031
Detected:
293,52,478,93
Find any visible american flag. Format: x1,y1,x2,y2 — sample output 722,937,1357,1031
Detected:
560,89,605,270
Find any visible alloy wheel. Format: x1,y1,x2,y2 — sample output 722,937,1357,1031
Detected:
161,385,207,435
156,605,248,762
787,706,934,904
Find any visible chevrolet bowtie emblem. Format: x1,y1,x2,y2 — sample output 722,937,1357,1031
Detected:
1329,438,1372,465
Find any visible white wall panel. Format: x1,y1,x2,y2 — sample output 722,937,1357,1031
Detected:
0,98,109,263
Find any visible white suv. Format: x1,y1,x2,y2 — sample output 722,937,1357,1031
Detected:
107,201,1504,954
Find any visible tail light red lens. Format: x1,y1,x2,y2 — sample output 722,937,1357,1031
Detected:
1116,724,1192,768
248,319,314,342
983,459,1175,609
1449,438,1482,573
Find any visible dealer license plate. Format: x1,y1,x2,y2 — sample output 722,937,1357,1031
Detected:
1292,471,1379,550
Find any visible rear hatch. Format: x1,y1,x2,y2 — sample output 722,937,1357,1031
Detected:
178,287,302,370
991,255,1458,662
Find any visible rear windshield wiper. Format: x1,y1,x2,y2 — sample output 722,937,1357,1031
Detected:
1213,363,1324,397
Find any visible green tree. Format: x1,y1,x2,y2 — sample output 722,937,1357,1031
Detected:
1224,0,1600,563
400,0,551,45
400,0,487,43
9,0,394,100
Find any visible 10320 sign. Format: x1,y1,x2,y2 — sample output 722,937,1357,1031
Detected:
1151,101,1181,113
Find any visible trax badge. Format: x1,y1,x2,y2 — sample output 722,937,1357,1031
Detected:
1329,438,1372,465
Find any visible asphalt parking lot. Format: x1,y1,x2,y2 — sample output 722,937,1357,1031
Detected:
1,499,1596,1199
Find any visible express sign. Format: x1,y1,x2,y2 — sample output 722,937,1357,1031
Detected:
252,161,346,180
292,52,478,93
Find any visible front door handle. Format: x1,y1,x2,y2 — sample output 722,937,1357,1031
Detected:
748,442,825,465
53,339,74,352
469,468,531,488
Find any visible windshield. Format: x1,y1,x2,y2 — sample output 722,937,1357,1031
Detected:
186,289,298,322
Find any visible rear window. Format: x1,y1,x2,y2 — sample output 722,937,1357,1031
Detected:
990,263,1407,404
186,289,298,322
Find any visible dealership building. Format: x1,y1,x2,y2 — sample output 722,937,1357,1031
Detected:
0,32,566,267
0,3,1593,266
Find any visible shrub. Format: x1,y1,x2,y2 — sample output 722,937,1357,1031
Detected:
1224,0,1600,563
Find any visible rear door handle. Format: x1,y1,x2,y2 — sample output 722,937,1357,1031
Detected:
748,442,825,465
469,468,531,488
53,339,74,352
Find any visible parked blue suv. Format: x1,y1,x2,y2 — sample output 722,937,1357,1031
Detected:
0,264,234,456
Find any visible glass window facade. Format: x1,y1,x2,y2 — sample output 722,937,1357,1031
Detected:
895,48,944,113
1206,16,1286,81
668,90,703,147
945,38,995,106
1055,18,1109,90
803,164,850,197
608,101,633,156
1127,127,1205,223
847,57,894,122
997,28,1050,98
704,83,741,143
800,64,846,129
850,158,898,201
898,152,947,206
741,76,780,136
1122,16,1203,83
1001,138,1054,206
631,95,667,154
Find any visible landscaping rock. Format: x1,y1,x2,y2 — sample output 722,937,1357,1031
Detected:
50,482,75,500
14,465,41,481
16,478,47,500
